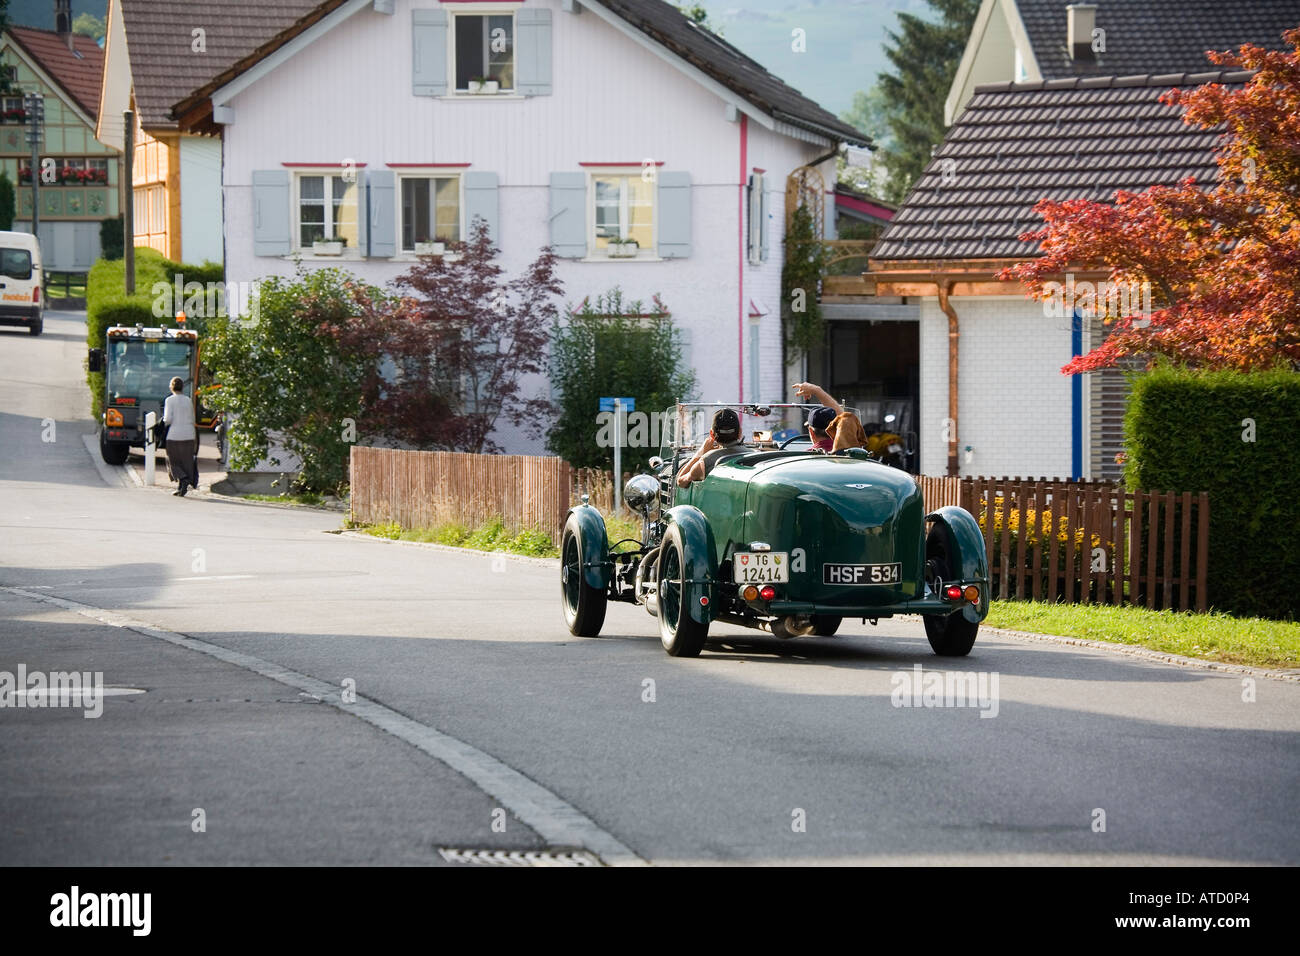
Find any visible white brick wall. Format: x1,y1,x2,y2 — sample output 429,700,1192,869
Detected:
919,296,1074,478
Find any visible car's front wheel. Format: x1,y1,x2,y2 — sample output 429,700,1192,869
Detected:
657,525,708,657
561,516,607,637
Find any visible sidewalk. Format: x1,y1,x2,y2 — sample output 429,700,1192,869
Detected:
121,430,226,495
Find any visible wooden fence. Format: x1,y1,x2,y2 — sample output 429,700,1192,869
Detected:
350,447,572,539
915,476,1209,612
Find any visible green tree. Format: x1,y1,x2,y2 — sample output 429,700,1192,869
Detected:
72,12,105,41
202,268,392,494
548,288,697,471
857,0,978,204
782,204,828,360
0,172,14,230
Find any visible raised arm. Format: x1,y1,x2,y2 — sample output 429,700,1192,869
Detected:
793,382,842,414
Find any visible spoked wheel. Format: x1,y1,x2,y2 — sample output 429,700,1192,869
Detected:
561,518,606,637
923,521,979,656
657,526,708,657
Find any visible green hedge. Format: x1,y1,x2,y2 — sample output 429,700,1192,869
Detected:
1125,365,1300,620
85,247,226,419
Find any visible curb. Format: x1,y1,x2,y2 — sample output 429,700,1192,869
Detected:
982,625,1300,683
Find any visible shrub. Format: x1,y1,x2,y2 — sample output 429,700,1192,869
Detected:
98,216,125,260
1125,365,1300,619
547,288,696,471
0,172,14,231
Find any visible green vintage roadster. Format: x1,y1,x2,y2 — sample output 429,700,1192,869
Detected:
561,403,990,658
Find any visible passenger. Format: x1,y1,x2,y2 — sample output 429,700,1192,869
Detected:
676,408,748,488
793,382,842,452
828,411,870,452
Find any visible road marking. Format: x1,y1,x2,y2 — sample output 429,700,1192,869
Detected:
174,574,255,582
0,585,646,867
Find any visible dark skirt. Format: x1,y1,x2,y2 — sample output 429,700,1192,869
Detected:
165,438,199,487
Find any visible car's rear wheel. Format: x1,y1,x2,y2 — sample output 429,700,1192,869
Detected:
99,428,129,466
561,517,606,637
811,614,841,636
28,315,43,336
924,520,978,656
658,526,708,657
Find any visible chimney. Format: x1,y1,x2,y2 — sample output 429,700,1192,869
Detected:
55,0,74,50
1067,3,1097,61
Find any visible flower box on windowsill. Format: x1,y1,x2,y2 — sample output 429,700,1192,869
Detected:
312,240,344,256
414,241,446,256
607,240,639,259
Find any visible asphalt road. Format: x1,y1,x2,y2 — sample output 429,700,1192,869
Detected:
2,311,1298,866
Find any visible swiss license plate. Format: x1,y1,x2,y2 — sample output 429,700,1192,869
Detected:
733,551,789,584
823,563,902,585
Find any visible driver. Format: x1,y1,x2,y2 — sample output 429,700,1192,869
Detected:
676,408,748,488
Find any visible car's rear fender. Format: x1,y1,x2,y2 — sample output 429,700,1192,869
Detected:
926,505,990,623
664,505,717,625
565,505,612,591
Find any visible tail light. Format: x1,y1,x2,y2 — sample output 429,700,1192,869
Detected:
759,585,777,601
105,408,124,426
964,585,980,603
944,585,963,601
742,585,759,601
33,286,40,304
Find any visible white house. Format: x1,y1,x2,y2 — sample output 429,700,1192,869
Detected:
166,0,868,453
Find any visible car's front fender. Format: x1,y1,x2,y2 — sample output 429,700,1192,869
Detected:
565,505,612,591
664,505,717,624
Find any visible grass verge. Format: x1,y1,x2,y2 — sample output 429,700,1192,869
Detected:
348,511,647,560
349,516,559,558
984,600,1300,670
243,491,326,507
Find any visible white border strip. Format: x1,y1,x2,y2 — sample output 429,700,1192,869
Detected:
1,586,646,867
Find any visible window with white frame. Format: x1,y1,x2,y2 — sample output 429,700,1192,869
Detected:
453,12,515,91
296,173,358,249
400,175,461,251
590,172,654,257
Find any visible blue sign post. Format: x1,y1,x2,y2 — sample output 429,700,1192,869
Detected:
600,398,635,512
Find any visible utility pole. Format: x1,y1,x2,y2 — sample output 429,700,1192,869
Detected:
23,91,43,240
123,110,134,294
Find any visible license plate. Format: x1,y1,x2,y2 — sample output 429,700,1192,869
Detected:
823,563,902,585
733,551,789,584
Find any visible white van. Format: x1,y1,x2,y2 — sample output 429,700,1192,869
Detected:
0,230,44,336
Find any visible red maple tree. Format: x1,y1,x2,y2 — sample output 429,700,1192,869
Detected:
1001,27,1300,373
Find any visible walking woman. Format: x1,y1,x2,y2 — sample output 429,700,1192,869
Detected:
163,376,198,496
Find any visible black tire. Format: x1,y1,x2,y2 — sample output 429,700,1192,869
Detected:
657,525,708,657
923,520,979,656
99,428,129,466
811,614,842,637
561,516,607,637
28,315,42,336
